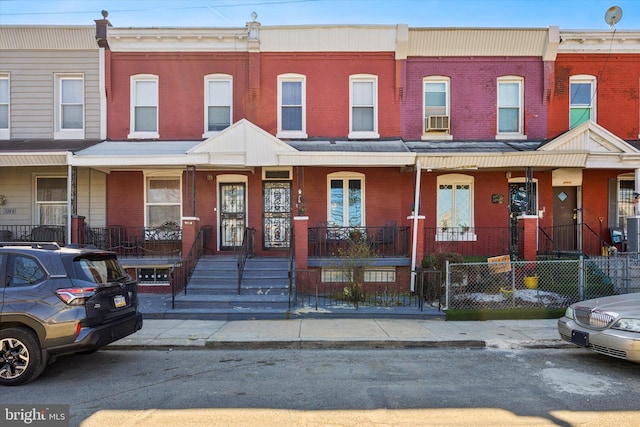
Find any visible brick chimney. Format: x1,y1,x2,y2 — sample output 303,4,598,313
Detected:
95,10,112,49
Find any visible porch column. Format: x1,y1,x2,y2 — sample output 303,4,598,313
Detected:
408,215,426,291
294,216,309,270
518,214,538,261
181,217,200,257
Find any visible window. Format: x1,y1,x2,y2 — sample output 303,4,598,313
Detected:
203,74,232,137
0,74,9,139
328,173,364,227
423,76,450,137
137,267,170,285
570,75,596,128
36,177,67,225
129,75,159,139
321,267,396,283
437,174,475,241
145,175,181,228
277,74,307,138
497,77,524,138
8,255,46,287
349,74,378,139
54,74,84,139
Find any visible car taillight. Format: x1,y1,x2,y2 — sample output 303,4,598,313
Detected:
56,287,97,305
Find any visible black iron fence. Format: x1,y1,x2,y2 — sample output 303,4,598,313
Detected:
82,224,182,257
308,224,410,257
423,226,511,258
0,225,66,245
293,267,441,311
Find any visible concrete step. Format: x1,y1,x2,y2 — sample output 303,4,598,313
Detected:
173,293,292,310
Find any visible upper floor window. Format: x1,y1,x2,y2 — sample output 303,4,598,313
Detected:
203,74,232,138
277,74,307,139
145,173,181,228
570,75,596,128
328,172,365,227
497,76,524,139
55,74,84,139
129,75,159,139
423,76,451,139
0,74,9,139
36,177,67,226
437,174,476,241
349,74,378,139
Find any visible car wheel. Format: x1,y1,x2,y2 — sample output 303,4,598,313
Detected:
0,328,44,386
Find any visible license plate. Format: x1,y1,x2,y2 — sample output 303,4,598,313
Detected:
571,330,589,347
113,294,126,308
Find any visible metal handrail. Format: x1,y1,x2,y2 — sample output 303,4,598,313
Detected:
170,227,204,309
288,225,294,310
237,227,255,295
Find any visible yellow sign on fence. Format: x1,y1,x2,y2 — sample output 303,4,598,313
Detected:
487,255,511,274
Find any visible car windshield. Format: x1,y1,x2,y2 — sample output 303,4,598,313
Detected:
74,256,128,284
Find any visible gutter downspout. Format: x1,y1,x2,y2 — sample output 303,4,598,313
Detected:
410,160,421,292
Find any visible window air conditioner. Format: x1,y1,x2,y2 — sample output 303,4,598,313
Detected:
425,115,450,132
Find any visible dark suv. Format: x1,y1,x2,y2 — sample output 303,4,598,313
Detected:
0,242,143,386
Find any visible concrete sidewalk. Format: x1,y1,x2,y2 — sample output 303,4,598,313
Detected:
108,317,570,351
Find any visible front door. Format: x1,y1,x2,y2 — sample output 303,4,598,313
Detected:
553,186,578,252
263,182,291,249
220,183,245,251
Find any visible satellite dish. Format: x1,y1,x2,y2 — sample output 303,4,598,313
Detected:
604,6,623,28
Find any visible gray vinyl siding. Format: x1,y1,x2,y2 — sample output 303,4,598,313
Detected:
0,50,102,140
0,167,106,227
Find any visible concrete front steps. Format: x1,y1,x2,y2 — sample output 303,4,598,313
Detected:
171,255,294,320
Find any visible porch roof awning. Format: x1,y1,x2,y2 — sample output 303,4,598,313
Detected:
0,152,69,167
416,151,589,170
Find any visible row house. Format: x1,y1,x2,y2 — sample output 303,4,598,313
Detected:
1,16,639,294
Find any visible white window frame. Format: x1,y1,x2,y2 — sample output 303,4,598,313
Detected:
203,74,232,138
34,176,68,226
327,172,365,227
436,174,476,242
617,174,636,229
422,76,452,140
129,74,159,139
54,74,85,140
349,74,379,139
143,171,182,229
569,75,596,128
0,73,9,139
277,73,307,139
496,76,525,140
321,267,396,283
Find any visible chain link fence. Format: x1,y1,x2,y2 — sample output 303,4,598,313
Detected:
446,254,640,310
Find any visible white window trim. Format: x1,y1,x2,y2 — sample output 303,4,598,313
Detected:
128,74,159,139
436,174,476,242
34,175,68,226
276,73,307,139
422,75,452,141
54,74,85,140
327,172,366,227
143,170,182,228
348,74,379,139
0,73,9,140
496,76,526,140
202,73,233,138
569,74,597,127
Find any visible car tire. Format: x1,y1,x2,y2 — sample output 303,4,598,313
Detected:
0,328,45,386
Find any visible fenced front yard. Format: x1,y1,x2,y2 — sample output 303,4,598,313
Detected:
445,254,639,311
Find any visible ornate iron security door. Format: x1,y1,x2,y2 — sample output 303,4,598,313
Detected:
220,183,245,251
263,182,291,249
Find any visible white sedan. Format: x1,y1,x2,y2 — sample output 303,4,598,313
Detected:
558,293,640,363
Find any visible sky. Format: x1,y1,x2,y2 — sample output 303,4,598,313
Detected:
0,0,639,30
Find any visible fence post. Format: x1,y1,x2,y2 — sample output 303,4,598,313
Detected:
578,256,585,301
445,260,450,309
